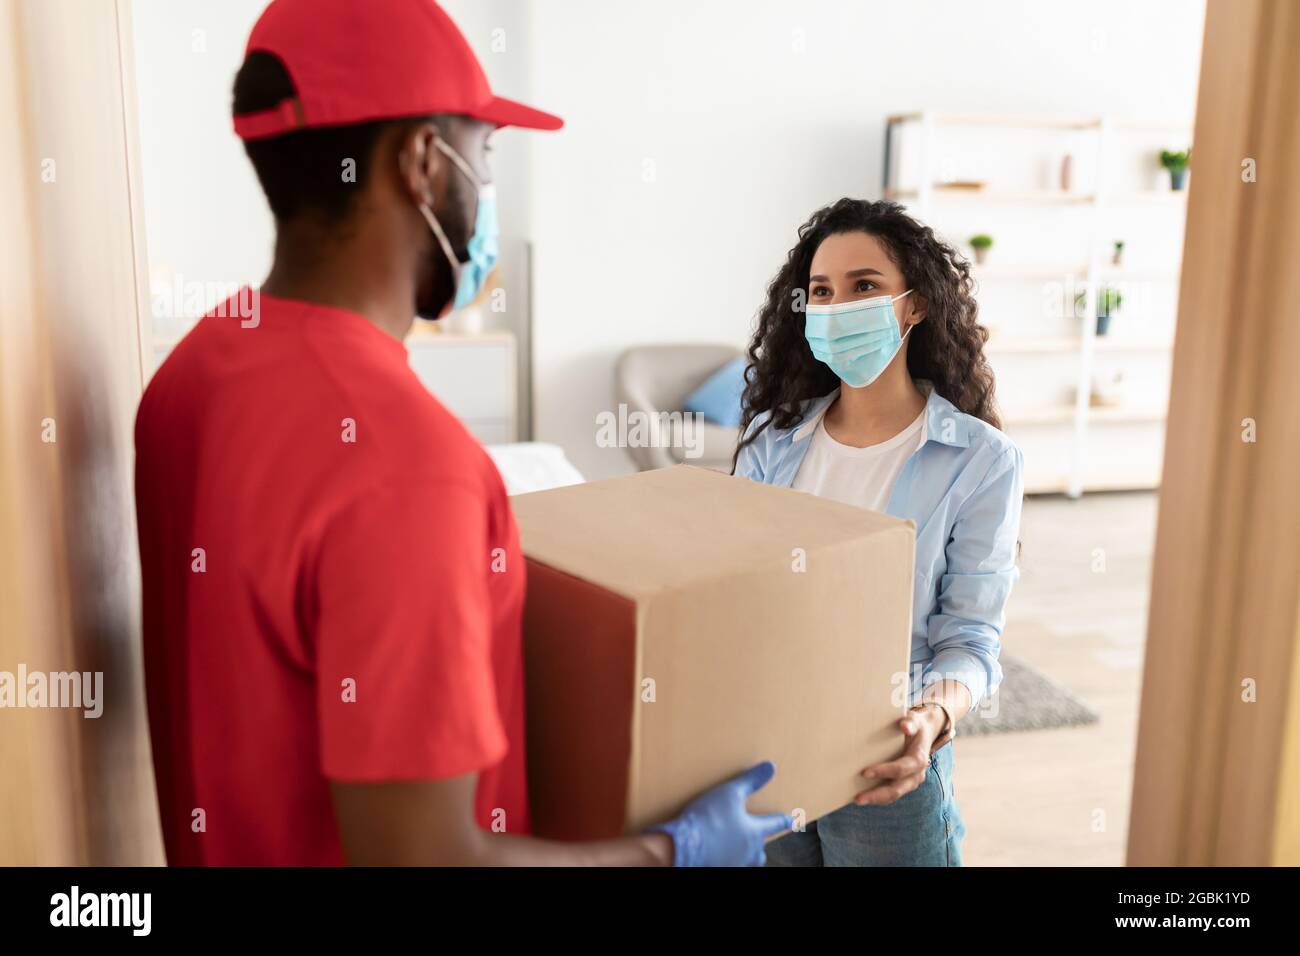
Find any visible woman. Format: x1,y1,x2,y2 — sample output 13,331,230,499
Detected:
734,198,1023,867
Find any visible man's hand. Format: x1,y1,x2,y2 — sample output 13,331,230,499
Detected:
652,761,793,866
330,765,788,866
854,705,945,806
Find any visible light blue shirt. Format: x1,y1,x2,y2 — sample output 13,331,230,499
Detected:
736,383,1024,709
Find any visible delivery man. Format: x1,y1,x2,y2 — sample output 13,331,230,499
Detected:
134,0,790,866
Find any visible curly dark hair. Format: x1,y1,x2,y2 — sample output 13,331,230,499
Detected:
733,198,1000,470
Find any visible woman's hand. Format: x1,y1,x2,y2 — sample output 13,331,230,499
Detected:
854,704,946,806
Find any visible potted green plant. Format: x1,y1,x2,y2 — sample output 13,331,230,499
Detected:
1112,240,1125,267
969,234,993,265
1074,286,1123,335
1159,148,1191,191
1096,286,1123,335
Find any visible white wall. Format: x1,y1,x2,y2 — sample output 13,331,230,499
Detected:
130,0,534,335
131,0,1205,480
131,0,271,337
526,0,1205,478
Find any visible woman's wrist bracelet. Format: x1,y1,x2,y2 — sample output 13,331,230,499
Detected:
910,700,956,753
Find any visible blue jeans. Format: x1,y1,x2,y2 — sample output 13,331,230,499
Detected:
765,743,965,866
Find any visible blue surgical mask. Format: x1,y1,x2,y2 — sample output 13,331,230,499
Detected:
803,289,914,388
417,136,499,318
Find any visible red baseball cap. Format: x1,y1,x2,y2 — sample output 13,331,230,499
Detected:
233,0,562,141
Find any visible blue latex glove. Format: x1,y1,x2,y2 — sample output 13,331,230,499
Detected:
651,761,793,867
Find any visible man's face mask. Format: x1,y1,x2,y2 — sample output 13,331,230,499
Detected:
415,135,498,320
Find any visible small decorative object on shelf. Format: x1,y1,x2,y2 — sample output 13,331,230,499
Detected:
1089,370,1127,408
1112,240,1125,267
969,233,993,265
1060,152,1074,192
1159,148,1191,191
1075,286,1123,335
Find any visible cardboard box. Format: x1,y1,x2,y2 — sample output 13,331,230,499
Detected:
512,465,914,840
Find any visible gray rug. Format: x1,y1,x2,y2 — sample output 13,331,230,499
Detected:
955,655,1099,737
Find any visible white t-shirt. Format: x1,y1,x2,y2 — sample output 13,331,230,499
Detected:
791,407,927,513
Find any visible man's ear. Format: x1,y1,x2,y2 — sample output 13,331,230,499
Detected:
397,121,443,208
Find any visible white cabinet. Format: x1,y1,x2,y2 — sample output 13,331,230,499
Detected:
405,330,517,445
151,328,519,447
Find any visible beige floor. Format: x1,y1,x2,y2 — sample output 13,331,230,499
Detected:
955,490,1157,867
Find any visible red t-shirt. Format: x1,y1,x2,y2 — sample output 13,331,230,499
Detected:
135,291,528,865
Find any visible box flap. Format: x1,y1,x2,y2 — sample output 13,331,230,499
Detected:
511,465,912,599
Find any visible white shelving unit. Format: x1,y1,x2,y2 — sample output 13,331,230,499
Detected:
883,111,1191,496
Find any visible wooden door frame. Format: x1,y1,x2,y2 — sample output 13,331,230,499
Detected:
1128,0,1300,866
0,0,160,865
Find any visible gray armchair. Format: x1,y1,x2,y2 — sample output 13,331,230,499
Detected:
615,344,744,471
